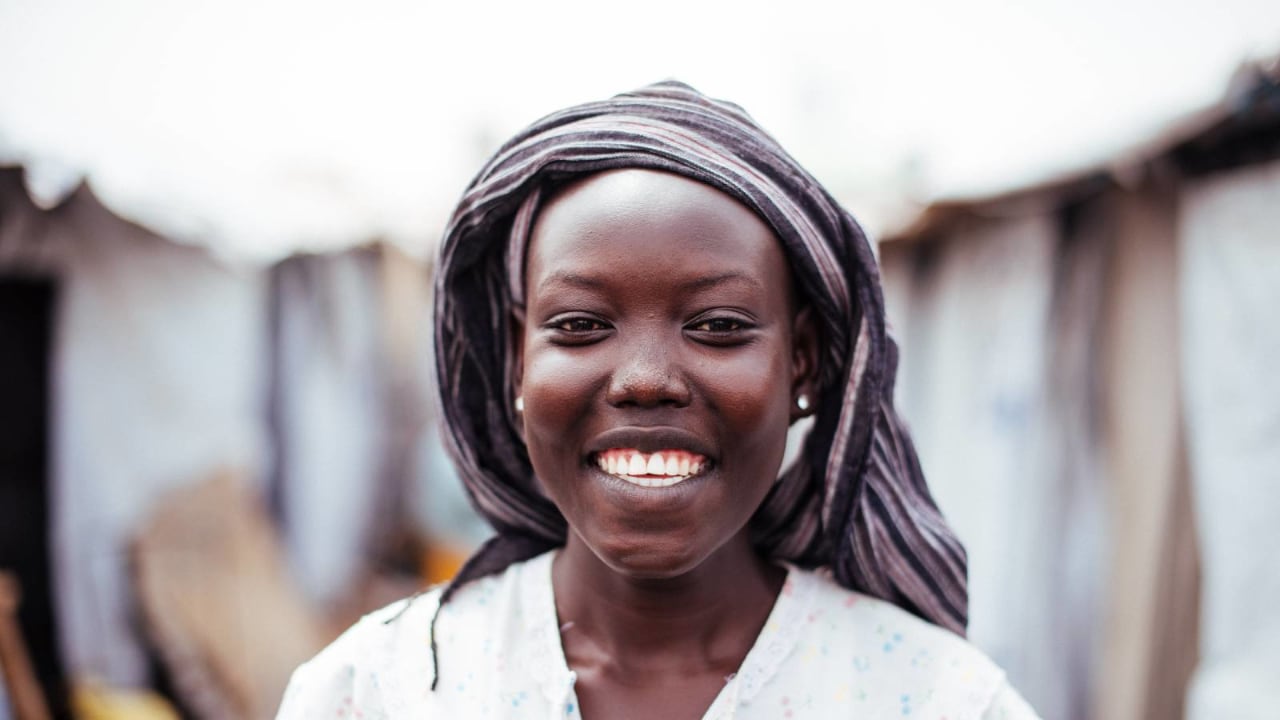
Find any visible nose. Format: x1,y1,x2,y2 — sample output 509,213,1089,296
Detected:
605,331,692,409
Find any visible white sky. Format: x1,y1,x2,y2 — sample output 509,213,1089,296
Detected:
1,0,1278,261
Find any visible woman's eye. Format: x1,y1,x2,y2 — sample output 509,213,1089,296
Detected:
553,317,607,332
689,317,747,333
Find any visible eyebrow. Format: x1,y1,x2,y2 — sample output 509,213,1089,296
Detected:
537,270,762,293
537,271,607,291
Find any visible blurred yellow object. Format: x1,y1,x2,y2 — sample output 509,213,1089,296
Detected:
422,541,470,585
70,681,179,720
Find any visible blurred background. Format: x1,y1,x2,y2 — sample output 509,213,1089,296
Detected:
1,1,1278,718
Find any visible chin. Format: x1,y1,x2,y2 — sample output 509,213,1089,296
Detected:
588,532,718,580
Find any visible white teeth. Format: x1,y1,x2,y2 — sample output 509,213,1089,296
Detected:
647,453,665,475
632,474,680,488
592,449,711,489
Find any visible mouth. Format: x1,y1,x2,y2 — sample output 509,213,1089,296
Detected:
591,448,710,488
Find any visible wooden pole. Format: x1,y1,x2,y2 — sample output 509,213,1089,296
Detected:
0,571,51,720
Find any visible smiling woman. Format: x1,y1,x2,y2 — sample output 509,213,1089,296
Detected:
519,170,807,588
276,82,1039,719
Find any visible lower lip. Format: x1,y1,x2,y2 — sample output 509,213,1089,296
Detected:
607,473,690,488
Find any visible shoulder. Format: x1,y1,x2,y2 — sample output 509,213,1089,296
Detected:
793,566,986,663
777,567,1039,719
276,554,545,718
275,590,442,719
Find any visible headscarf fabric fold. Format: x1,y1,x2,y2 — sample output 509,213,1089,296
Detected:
433,81,968,638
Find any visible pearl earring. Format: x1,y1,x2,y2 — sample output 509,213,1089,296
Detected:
796,395,810,412
515,396,524,412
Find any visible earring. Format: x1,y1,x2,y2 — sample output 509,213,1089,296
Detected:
515,396,524,413
796,395,810,412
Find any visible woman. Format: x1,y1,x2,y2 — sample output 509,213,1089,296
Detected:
277,82,1038,719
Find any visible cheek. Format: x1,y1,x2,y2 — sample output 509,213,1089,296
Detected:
521,346,599,453
694,348,793,444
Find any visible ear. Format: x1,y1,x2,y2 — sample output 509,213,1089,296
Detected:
789,305,820,423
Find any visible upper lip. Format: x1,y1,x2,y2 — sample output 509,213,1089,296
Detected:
585,426,716,461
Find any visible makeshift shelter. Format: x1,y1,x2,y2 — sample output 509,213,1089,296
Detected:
879,56,1280,720
0,166,455,718
0,165,268,699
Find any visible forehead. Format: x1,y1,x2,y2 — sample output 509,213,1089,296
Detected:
524,169,790,299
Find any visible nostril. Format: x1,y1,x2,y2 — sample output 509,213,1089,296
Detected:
606,372,692,408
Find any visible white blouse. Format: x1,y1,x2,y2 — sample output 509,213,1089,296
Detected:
277,551,1038,719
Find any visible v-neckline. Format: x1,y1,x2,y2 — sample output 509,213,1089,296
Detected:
523,551,813,719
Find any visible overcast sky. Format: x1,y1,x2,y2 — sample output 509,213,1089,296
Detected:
2,0,1278,261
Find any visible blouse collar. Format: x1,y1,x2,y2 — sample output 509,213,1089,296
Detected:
521,551,816,719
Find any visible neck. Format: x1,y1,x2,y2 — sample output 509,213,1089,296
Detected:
551,530,785,673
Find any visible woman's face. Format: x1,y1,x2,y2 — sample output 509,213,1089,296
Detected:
518,168,816,579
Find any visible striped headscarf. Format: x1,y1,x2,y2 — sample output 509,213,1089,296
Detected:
432,81,967,644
